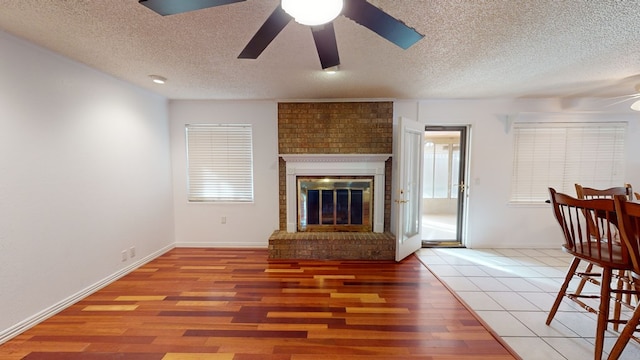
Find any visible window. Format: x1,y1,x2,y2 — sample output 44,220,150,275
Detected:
186,124,254,202
423,136,460,199
510,122,626,203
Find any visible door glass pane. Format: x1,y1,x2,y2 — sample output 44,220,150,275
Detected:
424,143,460,199
451,145,460,199
434,144,449,198
403,130,421,238
423,142,435,198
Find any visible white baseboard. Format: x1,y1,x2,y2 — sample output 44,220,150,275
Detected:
175,242,267,248
0,244,174,345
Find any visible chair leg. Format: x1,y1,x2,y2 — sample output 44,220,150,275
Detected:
607,296,640,360
595,267,613,360
613,269,625,332
547,257,581,325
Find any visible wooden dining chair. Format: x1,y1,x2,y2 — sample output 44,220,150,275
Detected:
608,195,640,360
575,183,634,201
547,188,633,360
574,183,635,329
635,192,640,201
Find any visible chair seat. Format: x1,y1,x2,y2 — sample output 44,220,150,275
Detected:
563,243,632,270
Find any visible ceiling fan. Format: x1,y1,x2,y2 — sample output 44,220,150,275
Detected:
612,84,640,111
139,0,424,69
555,74,640,111
596,79,640,111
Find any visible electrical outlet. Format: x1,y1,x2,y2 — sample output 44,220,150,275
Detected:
221,216,226,224
121,250,127,262
130,246,136,258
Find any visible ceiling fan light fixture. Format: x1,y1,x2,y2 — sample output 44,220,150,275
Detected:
281,0,343,26
324,65,339,74
149,75,167,84
631,99,640,111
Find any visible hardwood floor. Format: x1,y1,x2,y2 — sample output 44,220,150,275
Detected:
0,248,519,359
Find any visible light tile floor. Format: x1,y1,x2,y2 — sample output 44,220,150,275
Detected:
415,247,640,360
422,214,457,241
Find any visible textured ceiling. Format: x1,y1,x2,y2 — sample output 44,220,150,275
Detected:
1,0,640,102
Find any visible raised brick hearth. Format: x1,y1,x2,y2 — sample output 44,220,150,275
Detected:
268,231,395,260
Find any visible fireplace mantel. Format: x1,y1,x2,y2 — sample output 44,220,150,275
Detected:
280,154,391,233
280,154,392,163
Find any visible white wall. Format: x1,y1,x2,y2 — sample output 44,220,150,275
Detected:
0,31,174,340
394,99,640,249
170,100,279,247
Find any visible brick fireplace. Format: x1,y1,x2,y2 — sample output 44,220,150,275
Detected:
269,102,394,260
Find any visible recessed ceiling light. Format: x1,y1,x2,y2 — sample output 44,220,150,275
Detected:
149,75,167,84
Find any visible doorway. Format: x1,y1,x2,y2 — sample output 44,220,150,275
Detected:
421,126,468,247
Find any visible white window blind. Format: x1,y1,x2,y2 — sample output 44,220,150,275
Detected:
186,124,254,202
510,122,626,203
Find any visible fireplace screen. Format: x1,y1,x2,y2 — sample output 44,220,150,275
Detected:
297,178,373,232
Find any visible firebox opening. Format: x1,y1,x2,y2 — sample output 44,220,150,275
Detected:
297,178,373,232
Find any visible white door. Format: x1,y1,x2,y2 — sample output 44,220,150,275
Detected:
395,117,424,261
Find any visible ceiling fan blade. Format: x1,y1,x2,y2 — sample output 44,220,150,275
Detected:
602,93,640,107
238,6,292,59
139,0,245,16
342,0,424,49
311,24,340,69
